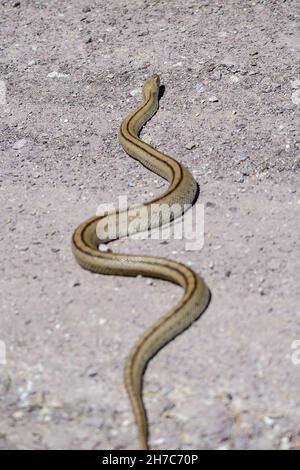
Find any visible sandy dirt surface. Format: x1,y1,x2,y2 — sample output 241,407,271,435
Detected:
1,0,300,450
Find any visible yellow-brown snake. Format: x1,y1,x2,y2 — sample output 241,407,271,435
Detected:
72,75,210,449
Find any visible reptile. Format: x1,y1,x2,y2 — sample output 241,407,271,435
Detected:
72,74,210,449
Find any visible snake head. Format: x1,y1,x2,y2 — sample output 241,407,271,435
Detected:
143,74,160,99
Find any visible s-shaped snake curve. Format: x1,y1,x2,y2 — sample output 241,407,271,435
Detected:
72,75,210,449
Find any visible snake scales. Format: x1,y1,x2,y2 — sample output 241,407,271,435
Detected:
72,75,210,449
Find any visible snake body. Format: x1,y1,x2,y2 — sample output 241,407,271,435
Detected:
72,75,210,449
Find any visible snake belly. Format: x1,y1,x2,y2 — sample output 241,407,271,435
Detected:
71,74,210,449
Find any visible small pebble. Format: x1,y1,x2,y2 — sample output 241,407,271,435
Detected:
291,89,300,105
49,400,63,409
98,244,111,252
280,435,292,450
208,96,219,102
12,411,24,420
86,366,98,378
195,83,205,93
230,75,239,83
122,419,131,427
13,139,27,150
130,88,140,97
47,71,69,78
186,142,197,150
160,399,175,414
263,416,274,427
152,437,165,446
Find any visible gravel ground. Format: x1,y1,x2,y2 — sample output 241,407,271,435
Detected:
0,0,299,450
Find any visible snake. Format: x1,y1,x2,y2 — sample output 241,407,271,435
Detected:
72,74,210,449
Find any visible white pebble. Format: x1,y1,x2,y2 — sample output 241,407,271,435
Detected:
98,244,111,252
47,71,69,78
229,75,239,83
291,89,300,105
130,88,140,97
186,142,197,150
263,416,274,426
195,83,205,93
13,138,27,150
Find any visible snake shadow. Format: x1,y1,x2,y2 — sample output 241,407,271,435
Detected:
158,84,165,101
